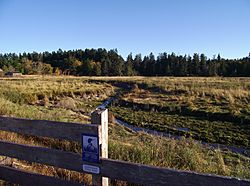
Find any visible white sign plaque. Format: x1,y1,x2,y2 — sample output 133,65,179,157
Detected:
82,164,100,174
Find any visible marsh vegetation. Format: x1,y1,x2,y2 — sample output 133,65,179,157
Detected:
0,76,249,185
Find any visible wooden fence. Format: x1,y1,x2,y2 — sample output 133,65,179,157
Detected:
0,109,249,186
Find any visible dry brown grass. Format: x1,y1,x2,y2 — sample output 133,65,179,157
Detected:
0,76,249,185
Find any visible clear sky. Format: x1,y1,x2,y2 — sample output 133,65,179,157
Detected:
0,0,249,59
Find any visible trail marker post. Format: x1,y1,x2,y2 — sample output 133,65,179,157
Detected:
88,108,109,186
0,115,249,185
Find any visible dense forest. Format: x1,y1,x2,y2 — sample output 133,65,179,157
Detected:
0,48,249,76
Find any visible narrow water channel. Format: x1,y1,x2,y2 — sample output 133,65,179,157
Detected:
97,97,250,157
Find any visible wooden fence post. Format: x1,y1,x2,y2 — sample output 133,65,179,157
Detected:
91,108,109,186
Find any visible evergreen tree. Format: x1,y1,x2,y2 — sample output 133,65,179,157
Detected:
101,58,110,76
81,59,92,75
192,53,200,75
133,54,142,75
200,54,207,76
0,49,249,77
179,55,188,76
125,53,134,76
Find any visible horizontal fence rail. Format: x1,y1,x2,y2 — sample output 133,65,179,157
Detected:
0,116,99,143
0,114,250,186
0,165,81,186
0,140,249,186
0,140,83,172
101,159,250,186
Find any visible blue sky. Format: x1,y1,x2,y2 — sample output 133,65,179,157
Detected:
0,0,249,59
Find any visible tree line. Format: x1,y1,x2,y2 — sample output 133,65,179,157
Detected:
0,48,249,76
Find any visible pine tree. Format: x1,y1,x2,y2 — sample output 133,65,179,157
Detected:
192,53,200,75
133,54,142,75
200,54,207,76
125,53,134,76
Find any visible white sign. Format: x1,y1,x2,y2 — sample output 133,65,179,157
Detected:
82,164,100,174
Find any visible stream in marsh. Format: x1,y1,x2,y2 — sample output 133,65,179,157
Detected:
97,97,250,157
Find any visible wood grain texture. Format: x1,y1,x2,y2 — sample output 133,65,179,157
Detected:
0,140,83,173
0,165,81,186
1,116,249,186
0,116,98,143
0,141,249,186
1,141,249,186
91,109,109,186
100,158,250,186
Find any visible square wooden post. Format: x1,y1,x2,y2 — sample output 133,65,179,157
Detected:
91,108,109,186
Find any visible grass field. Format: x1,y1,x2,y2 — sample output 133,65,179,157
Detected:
107,77,250,148
0,76,249,185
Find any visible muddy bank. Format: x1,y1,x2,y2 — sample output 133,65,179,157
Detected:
116,118,250,157
97,97,250,157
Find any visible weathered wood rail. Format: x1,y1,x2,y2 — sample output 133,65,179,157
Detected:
0,112,249,186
